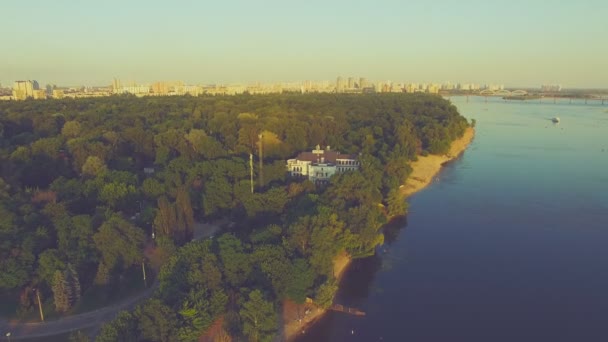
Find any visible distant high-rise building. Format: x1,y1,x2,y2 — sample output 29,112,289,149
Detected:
33,89,47,100
442,82,454,90
112,78,122,94
52,89,64,99
183,85,202,96
152,82,170,94
485,84,504,91
347,77,354,89
122,85,150,95
458,83,471,91
390,82,403,93
427,84,440,94
12,80,37,100
541,84,562,92
359,77,368,89
46,84,57,95
336,76,346,93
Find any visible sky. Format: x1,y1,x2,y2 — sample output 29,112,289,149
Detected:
1,0,607,88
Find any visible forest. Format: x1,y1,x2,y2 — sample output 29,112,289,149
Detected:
0,93,469,341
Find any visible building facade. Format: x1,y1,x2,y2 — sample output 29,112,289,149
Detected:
52,89,65,99
12,80,38,100
287,145,360,184
32,89,47,99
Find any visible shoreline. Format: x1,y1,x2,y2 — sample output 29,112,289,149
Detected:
282,252,351,341
400,127,475,198
282,126,475,341
279,127,475,341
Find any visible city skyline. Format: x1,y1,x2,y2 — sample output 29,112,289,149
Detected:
1,77,510,89
2,77,510,101
2,0,607,88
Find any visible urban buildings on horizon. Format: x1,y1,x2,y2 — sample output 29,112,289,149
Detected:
1,77,563,101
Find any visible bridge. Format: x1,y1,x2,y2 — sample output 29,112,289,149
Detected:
473,90,606,104
478,89,528,96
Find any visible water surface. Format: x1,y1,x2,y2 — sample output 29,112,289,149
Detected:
298,96,608,342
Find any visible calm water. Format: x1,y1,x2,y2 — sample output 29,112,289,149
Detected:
298,96,608,342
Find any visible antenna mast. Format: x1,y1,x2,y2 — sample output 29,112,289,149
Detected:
249,153,254,193
258,133,264,188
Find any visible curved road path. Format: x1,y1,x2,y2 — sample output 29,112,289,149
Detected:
1,222,221,340
1,282,157,339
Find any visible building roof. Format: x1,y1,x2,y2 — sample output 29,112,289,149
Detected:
294,150,357,163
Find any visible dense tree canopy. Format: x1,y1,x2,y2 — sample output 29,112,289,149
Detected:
0,93,469,340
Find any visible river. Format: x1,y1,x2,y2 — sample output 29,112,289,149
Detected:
297,96,608,342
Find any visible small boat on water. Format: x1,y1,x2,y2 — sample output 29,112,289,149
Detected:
552,117,560,123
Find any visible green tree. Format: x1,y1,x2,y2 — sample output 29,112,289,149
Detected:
175,186,194,242
315,280,338,309
96,311,138,342
36,249,66,286
176,289,227,341
82,156,106,177
52,270,71,313
308,212,347,277
202,176,232,217
99,182,136,208
65,264,81,303
61,121,82,138
93,215,145,274
51,266,81,313
240,290,277,342
217,233,251,288
184,128,227,159
285,216,313,255
386,189,407,217
253,245,292,298
56,215,97,269
154,196,177,238
286,259,314,304
136,299,179,342
142,178,165,199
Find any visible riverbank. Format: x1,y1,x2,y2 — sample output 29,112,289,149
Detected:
400,127,475,198
282,252,351,341
282,127,475,341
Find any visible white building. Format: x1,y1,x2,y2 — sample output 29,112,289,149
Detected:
287,145,360,184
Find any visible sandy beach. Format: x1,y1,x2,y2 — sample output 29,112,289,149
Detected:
400,127,475,198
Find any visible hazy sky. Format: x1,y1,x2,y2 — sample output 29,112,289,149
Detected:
2,0,607,88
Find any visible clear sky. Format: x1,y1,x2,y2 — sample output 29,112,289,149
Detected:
1,0,607,88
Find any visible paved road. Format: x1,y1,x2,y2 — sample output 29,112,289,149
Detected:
0,282,157,339
0,221,222,340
